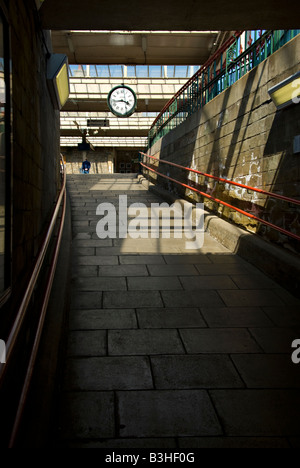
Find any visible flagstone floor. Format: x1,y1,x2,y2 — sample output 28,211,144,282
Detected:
54,174,300,448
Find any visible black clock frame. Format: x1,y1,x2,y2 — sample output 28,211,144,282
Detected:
107,84,137,118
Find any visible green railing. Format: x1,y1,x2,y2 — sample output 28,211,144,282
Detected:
148,29,300,149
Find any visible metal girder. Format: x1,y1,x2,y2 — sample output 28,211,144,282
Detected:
51,31,220,66
40,0,300,30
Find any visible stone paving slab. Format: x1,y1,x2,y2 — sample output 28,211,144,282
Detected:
195,263,258,276
64,438,178,448
210,390,300,436
137,308,206,328
163,254,212,264
180,328,262,353
274,288,300,306
95,247,143,256
103,291,163,308
67,330,107,357
151,355,244,389
58,392,115,440
70,291,102,310
231,354,300,388
119,255,166,265
69,309,137,330
108,329,184,355
117,390,222,437
180,275,238,290
127,276,182,291
72,277,127,291
64,357,153,391
206,254,248,264
230,274,279,289
178,437,290,448
148,264,199,276
71,265,98,278
218,289,285,307
98,265,149,277
249,327,300,353
71,247,95,256
73,255,119,265
73,239,113,248
161,290,224,307
262,306,300,327
201,307,274,327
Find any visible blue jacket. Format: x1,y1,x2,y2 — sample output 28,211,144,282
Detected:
82,160,91,172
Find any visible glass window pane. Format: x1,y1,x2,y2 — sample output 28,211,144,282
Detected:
96,65,110,77
167,66,175,78
136,66,148,78
149,66,162,78
109,65,123,77
127,66,136,78
175,66,188,78
89,65,97,77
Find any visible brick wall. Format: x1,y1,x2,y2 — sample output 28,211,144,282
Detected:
148,35,300,253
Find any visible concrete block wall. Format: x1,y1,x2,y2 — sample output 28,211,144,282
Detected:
62,147,114,174
61,147,140,174
148,35,300,253
9,0,61,295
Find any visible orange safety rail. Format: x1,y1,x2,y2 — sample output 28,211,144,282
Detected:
140,152,300,242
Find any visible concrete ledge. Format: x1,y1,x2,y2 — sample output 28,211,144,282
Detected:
138,175,300,298
69,173,139,179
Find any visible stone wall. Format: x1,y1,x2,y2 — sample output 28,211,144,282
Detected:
148,35,300,253
0,0,63,445
61,147,140,174
9,0,61,293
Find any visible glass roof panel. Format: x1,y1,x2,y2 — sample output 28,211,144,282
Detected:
109,65,124,77
136,66,149,78
149,66,162,78
96,65,110,77
175,66,189,78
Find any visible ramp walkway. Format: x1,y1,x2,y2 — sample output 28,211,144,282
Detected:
55,174,300,448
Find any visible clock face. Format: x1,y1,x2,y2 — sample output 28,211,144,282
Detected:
107,85,137,118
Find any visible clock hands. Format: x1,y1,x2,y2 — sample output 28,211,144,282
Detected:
113,99,130,106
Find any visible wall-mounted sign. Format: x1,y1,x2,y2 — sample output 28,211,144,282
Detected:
87,119,110,128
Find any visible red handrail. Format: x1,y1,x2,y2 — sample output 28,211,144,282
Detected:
140,152,300,207
140,155,300,242
150,31,243,130
0,155,67,447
